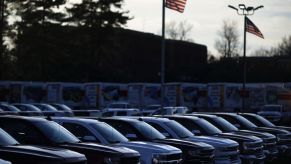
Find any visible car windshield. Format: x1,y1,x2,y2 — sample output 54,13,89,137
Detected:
21,104,42,112
34,121,80,144
165,121,193,138
133,122,166,140
52,104,72,112
34,104,58,111
0,128,19,146
212,117,238,132
0,105,20,112
236,115,257,129
195,119,223,135
253,115,275,127
90,123,128,143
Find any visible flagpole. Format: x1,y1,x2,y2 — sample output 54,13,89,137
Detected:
228,4,263,113
161,0,166,112
242,15,246,113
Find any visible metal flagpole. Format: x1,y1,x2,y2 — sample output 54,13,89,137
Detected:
242,15,247,113
161,0,166,113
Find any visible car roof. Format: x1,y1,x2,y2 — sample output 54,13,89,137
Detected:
136,117,171,123
162,115,200,120
213,113,238,116
100,117,142,123
0,115,48,122
238,113,257,116
53,117,101,124
189,113,219,119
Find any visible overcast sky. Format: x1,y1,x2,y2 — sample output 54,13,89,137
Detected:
121,0,291,56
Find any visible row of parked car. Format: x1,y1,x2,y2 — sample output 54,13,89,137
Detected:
0,106,291,163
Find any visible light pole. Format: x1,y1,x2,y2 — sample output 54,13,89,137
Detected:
228,4,263,112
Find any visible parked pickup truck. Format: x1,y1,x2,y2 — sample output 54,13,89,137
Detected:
139,117,241,164
98,117,215,164
0,116,141,164
53,117,183,164
163,115,266,164
0,127,87,164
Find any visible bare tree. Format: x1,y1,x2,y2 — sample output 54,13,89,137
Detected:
215,20,240,58
277,36,291,56
166,20,193,41
251,35,291,57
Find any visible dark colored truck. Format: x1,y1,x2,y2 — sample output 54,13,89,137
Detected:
99,117,215,164
214,113,291,156
0,116,140,164
163,115,266,164
190,113,278,161
0,127,87,164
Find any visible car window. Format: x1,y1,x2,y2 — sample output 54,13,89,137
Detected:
0,128,19,146
106,121,138,138
174,119,201,134
35,121,80,144
0,120,45,145
62,123,100,143
147,122,173,138
90,123,128,143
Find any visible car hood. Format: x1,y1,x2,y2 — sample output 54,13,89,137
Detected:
276,126,291,132
217,132,261,143
254,127,290,135
185,136,238,148
5,145,86,160
234,130,276,139
152,138,214,151
60,142,139,157
114,141,181,154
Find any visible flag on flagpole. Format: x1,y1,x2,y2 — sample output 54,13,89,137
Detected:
165,0,187,13
245,17,264,39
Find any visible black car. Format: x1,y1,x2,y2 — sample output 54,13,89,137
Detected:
31,103,66,116
162,115,266,164
0,104,19,115
239,113,291,132
190,113,278,161
213,113,291,156
50,103,75,116
98,117,215,164
0,116,140,164
11,103,44,116
0,127,87,164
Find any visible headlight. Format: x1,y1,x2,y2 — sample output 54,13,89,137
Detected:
277,134,289,142
243,142,248,150
104,157,120,164
152,154,166,164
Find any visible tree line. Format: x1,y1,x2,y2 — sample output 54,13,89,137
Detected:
0,0,130,81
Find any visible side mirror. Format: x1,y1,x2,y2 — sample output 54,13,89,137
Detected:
125,133,137,140
192,130,201,135
83,135,97,142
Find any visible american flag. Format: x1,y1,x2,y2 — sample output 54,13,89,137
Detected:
165,0,187,13
245,17,264,39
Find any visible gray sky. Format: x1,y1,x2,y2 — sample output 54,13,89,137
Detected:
122,0,291,56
